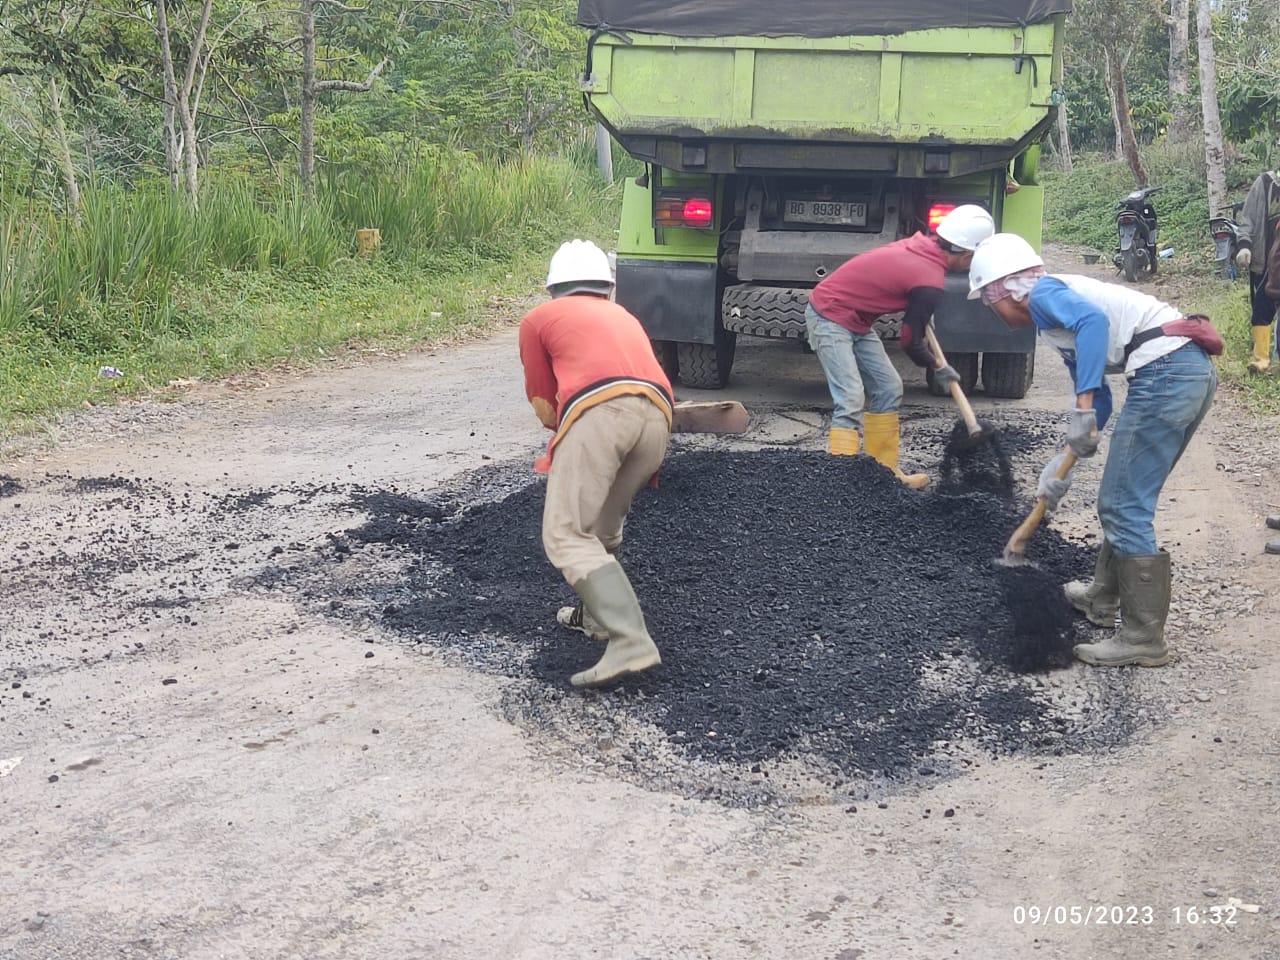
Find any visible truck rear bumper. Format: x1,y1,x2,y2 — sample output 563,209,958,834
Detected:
616,262,1033,356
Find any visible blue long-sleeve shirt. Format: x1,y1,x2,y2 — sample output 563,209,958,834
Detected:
1027,277,1114,428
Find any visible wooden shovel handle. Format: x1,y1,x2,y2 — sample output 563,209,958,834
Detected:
1004,449,1078,559
924,326,981,436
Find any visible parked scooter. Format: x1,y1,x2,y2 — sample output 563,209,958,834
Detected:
1113,186,1162,282
1209,201,1245,280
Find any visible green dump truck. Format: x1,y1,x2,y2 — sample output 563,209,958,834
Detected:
576,0,1069,397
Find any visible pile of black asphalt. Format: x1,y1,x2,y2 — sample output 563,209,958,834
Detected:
339,445,1130,785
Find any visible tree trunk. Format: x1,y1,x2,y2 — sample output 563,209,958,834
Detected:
1196,0,1227,216
179,101,200,200
1167,0,1194,142
1105,45,1148,186
154,0,209,203
47,75,81,219
155,0,181,190
300,0,317,194
178,0,213,206
1055,101,1074,174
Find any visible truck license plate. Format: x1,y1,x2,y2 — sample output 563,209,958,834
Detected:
784,200,867,226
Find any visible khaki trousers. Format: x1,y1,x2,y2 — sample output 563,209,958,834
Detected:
542,396,670,586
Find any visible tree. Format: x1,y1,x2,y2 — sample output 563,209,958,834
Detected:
298,0,399,194
1196,0,1226,215
1166,0,1194,142
1055,98,1074,173
0,0,110,208
47,74,81,216
396,0,583,155
1072,0,1158,185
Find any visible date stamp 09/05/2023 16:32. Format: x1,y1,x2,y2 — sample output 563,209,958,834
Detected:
1011,903,1259,928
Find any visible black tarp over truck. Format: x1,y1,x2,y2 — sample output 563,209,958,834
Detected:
577,0,1070,396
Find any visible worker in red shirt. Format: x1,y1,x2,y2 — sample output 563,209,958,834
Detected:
519,240,675,688
805,205,995,487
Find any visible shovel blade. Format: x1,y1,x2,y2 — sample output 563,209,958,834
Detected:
671,400,750,435
955,417,1000,449
997,548,1031,568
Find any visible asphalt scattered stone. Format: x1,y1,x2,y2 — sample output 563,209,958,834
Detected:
995,565,1078,672
0,432,1162,805
938,422,1016,498
332,448,1127,793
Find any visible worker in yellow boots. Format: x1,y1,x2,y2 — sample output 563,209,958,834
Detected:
1234,169,1280,373
519,240,674,688
804,205,995,487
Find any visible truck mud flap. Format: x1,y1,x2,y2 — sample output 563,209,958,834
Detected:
615,259,719,344
933,275,1034,356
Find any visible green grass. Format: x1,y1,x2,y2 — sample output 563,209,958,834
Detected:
1042,143,1280,412
1176,279,1280,412
0,150,620,441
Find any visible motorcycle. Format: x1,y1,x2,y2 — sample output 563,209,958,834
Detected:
1209,201,1245,280
1113,186,1161,282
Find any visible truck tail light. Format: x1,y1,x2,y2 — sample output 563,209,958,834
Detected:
656,193,714,228
927,203,956,232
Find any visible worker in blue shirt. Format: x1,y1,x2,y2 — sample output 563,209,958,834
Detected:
968,234,1218,668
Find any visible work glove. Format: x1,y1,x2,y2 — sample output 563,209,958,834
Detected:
933,364,961,390
1236,248,1252,271
1038,453,1073,514
1066,408,1099,458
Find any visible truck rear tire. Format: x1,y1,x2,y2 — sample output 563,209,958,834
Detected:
925,352,978,396
722,284,809,339
982,351,1035,399
677,326,737,389
651,340,679,381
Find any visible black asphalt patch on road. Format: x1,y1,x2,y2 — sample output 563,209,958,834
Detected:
2,428,1141,805
336,448,1134,793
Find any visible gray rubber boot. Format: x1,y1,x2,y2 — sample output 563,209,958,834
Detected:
1074,551,1171,667
1063,540,1119,627
568,561,661,688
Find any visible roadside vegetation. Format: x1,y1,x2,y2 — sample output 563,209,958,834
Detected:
1,149,619,433
3,0,1279,434
1043,142,1280,411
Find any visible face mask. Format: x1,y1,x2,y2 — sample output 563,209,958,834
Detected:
979,268,1044,305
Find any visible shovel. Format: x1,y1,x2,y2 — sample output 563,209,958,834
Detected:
671,400,750,435
999,449,1077,567
924,326,997,450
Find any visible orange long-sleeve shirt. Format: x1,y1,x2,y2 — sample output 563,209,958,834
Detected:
518,294,674,473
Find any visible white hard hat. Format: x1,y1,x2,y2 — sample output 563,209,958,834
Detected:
967,232,1044,299
935,204,996,251
545,239,614,293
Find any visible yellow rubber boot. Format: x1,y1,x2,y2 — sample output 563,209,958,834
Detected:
863,412,930,489
827,426,861,456
1247,325,1272,374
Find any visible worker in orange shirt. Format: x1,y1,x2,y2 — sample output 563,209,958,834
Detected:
519,240,675,688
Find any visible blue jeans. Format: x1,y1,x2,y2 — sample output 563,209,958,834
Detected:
805,304,902,431
1097,344,1217,556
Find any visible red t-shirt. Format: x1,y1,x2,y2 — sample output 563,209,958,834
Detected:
519,295,674,473
808,232,950,333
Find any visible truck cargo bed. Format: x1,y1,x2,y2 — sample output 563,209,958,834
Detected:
584,24,1063,176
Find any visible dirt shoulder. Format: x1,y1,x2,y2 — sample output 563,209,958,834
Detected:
1,260,1278,959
